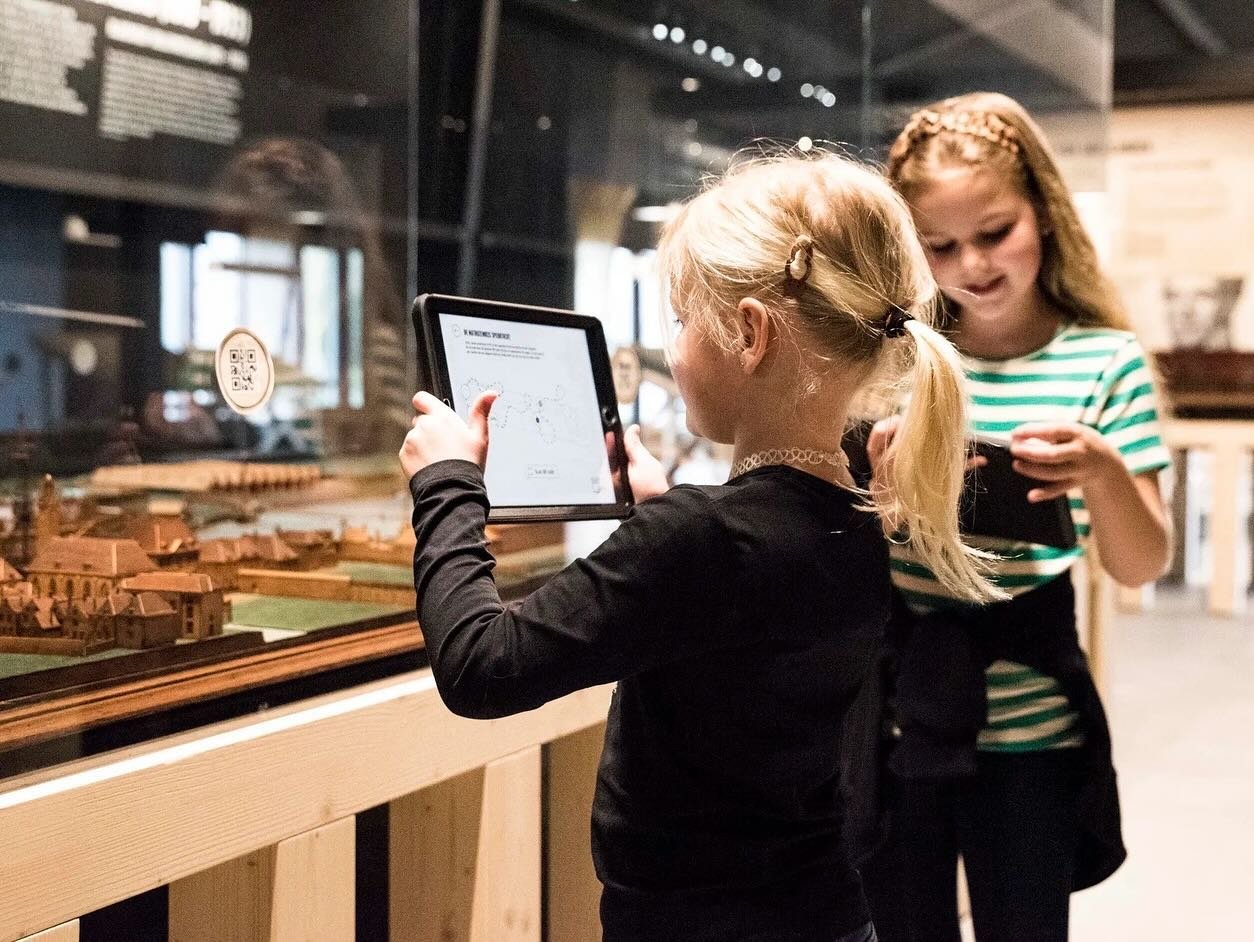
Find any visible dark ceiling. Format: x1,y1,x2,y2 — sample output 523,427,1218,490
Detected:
501,0,1254,208
1113,0,1254,102
514,0,1254,108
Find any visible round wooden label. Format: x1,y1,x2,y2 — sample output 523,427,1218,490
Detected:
215,327,275,415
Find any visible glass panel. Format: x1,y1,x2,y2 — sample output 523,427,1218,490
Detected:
419,0,1112,483
0,0,424,768
0,0,1113,768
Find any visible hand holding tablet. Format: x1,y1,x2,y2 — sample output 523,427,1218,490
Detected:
410,294,635,523
400,389,498,477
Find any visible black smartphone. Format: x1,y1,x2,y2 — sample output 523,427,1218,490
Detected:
961,439,1078,549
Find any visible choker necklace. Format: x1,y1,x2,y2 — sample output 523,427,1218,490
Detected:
730,447,849,480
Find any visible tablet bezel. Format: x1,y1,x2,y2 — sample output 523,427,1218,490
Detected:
411,293,635,524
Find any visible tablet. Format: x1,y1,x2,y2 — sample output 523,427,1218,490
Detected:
961,439,1078,550
411,293,634,523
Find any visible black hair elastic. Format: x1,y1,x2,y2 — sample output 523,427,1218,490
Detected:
882,308,914,338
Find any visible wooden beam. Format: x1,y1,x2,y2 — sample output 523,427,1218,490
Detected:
545,723,606,942
0,672,611,941
390,748,541,942
15,922,78,942
169,817,356,942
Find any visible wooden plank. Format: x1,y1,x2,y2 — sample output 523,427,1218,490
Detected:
0,620,423,752
390,768,485,942
390,748,541,942
14,922,78,942
1163,419,1254,449
472,748,541,940
545,723,605,942
169,817,355,942
1208,443,1246,616
0,672,612,941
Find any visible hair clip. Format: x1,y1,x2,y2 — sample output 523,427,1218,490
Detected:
785,236,814,285
882,308,914,338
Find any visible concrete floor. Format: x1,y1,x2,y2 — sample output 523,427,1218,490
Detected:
1070,588,1254,938
959,588,1254,939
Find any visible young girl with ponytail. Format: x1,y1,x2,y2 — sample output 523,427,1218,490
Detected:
399,150,997,942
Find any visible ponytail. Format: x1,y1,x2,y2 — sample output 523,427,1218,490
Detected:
874,319,1006,603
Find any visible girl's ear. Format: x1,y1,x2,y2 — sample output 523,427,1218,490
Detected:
736,298,771,374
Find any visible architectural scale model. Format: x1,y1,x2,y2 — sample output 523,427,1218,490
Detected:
0,467,565,667
90,460,322,493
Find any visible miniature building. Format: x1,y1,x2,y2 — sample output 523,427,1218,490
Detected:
111,591,181,649
338,523,417,567
120,571,227,640
244,534,300,567
88,513,199,569
198,533,300,591
34,475,61,556
25,537,157,599
52,596,108,647
0,586,178,654
198,539,244,592
90,460,321,493
0,558,23,587
276,529,337,570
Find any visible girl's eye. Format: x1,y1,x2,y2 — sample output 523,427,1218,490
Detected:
977,224,1014,245
671,316,684,331
926,241,955,255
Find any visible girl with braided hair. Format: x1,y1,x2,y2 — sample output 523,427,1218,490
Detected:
399,149,999,941
860,92,1172,942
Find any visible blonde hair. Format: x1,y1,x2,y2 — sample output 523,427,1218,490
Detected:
657,150,1000,603
887,91,1128,330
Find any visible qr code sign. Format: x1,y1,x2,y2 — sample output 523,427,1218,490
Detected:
230,351,257,391
217,328,274,414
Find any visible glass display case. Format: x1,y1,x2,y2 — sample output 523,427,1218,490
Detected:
0,0,1112,775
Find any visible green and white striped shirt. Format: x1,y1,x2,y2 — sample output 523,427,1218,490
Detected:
891,325,1170,752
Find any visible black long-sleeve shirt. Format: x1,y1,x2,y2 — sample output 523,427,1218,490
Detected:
410,460,891,941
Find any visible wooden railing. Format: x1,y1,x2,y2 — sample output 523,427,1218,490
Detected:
1,671,612,942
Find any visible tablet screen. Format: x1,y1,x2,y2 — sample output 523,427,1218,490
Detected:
438,312,616,507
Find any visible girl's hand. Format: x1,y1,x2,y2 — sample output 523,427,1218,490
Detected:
1009,422,1122,502
622,424,669,500
399,390,497,480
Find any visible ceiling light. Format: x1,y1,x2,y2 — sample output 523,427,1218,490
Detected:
800,83,814,97
670,26,685,43
681,77,700,92
692,38,707,55
653,23,668,40
767,67,781,82
798,136,813,151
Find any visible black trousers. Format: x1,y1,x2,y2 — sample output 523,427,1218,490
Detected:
861,749,1084,942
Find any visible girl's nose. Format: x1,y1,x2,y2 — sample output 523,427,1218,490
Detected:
959,242,990,273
